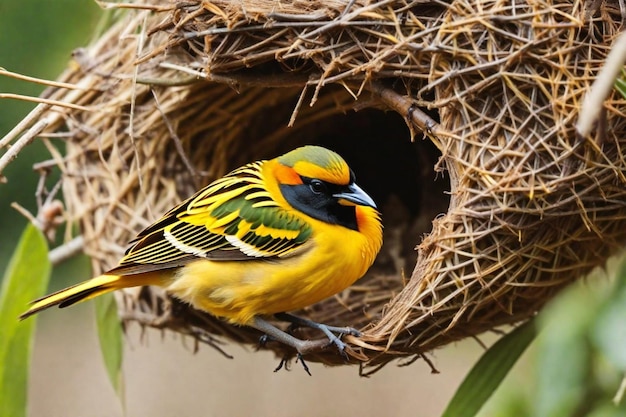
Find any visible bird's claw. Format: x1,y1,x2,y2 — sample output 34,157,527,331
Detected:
296,353,312,375
327,337,350,360
274,353,312,376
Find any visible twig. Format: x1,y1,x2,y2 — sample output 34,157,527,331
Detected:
0,93,93,112
0,119,48,180
268,11,328,21
49,236,85,265
158,62,310,88
32,158,64,171
0,67,87,90
340,0,357,17
128,13,148,197
471,334,488,350
95,1,176,11
419,352,441,374
135,75,199,87
12,198,65,243
288,84,309,127
367,81,441,141
10,202,38,225
577,30,626,138
157,62,207,79
0,103,48,149
151,88,199,179
299,0,397,40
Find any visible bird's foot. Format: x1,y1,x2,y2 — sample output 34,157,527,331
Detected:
274,312,360,356
274,353,311,376
251,316,359,374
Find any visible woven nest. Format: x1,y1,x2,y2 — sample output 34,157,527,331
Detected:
4,0,626,373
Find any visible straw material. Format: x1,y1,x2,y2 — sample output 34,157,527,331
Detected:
3,0,626,372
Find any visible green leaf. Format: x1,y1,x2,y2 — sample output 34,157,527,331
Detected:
611,253,626,292
585,402,626,417
94,292,124,397
592,256,626,371
592,288,626,371
441,320,537,417
0,224,51,417
615,78,626,100
534,283,599,417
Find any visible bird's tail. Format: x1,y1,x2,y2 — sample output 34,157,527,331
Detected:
19,272,164,319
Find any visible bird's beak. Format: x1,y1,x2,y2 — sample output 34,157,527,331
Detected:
334,183,377,209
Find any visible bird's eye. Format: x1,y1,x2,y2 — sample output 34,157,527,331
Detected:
309,179,326,194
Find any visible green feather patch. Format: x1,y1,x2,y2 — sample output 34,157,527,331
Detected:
277,146,341,168
116,159,313,268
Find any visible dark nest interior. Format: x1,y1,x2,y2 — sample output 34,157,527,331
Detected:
2,0,626,373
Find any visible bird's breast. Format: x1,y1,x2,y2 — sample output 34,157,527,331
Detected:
165,220,379,325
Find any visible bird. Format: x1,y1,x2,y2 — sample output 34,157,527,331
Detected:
20,145,383,369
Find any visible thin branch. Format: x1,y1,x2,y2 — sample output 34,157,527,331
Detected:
10,202,38,225
267,11,328,21
288,84,309,127
367,81,441,144
32,158,64,171
95,1,176,11
0,67,87,90
298,0,397,40
158,62,310,88
0,103,49,149
151,88,199,178
418,352,440,374
0,93,93,112
49,236,85,265
577,30,626,138
0,119,48,180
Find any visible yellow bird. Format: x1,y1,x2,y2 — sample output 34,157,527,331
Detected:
21,145,383,366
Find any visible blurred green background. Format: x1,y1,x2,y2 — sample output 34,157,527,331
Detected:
2,2,626,417
0,0,101,276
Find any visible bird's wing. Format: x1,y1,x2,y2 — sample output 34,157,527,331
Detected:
110,163,312,275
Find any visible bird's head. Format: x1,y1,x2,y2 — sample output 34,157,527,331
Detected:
274,145,378,231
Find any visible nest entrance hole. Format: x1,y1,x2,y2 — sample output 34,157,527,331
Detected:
165,83,451,283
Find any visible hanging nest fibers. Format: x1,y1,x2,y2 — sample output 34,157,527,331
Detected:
2,0,626,374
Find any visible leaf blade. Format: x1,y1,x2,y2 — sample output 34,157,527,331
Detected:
615,77,626,100
94,292,124,396
533,282,599,417
441,320,537,417
0,224,51,417
592,255,626,373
